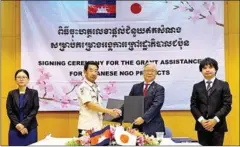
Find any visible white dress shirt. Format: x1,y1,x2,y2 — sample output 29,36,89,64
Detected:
143,81,154,90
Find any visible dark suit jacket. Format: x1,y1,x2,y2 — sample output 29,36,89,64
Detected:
190,78,232,132
6,87,39,130
114,81,165,136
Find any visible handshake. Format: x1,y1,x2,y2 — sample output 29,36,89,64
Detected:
106,108,122,118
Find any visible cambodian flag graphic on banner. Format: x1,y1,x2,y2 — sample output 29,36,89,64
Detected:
88,0,116,18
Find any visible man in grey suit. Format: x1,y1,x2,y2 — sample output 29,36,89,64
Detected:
114,63,165,136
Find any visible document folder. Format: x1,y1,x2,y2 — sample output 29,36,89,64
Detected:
123,96,144,123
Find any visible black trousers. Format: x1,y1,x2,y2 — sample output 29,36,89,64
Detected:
197,131,225,146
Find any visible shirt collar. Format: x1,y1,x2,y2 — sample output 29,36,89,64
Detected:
85,79,96,87
144,81,154,85
204,76,216,84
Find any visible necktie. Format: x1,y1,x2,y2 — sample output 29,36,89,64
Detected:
143,84,149,96
206,81,212,96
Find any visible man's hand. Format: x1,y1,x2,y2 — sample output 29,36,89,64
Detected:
113,109,122,116
205,119,217,131
107,109,119,118
200,119,216,132
134,117,144,125
20,128,28,135
208,128,214,132
16,123,24,131
200,119,209,128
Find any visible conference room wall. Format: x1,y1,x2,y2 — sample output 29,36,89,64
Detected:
1,1,239,145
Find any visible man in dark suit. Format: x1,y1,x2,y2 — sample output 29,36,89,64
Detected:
114,63,165,136
190,57,232,146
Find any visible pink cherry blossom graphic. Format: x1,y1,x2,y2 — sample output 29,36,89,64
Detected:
39,75,46,82
36,67,55,99
70,79,82,86
52,94,58,102
36,80,45,90
104,85,111,95
203,2,210,10
206,15,216,24
189,1,195,7
178,4,188,11
35,67,83,109
59,77,84,108
209,3,216,13
43,72,51,80
38,67,44,73
172,1,223,27
191,15,199,23
102,81,117,100
61,95,70,108
62,86,69,94
65,77,84,95
191,9,201,23
46,84,54,92
102,94,109,100
193,9,201,15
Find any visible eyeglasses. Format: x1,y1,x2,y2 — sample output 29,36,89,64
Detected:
16,76,28,80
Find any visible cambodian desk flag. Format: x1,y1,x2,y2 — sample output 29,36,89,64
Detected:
90,125,111,145
88,0,116,18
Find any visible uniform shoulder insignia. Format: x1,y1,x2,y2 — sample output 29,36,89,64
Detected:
80,87,85,95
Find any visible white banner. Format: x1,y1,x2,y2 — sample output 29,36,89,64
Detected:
21,1,224,111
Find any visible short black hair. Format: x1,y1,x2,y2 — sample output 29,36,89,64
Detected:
15,69,30,79
199,57,218,72
84,61,99,71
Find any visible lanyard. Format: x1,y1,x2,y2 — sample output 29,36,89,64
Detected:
85,81,99,102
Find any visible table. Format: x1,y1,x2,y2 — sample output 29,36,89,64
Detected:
31,135,200,146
